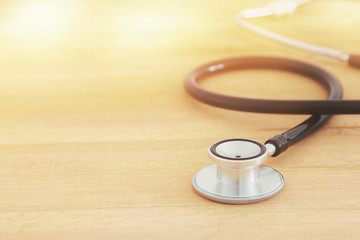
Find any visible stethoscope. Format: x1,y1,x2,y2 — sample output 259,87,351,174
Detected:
185,0,360,204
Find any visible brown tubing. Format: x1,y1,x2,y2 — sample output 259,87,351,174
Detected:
184,56,360,114
349,54,360,69
184,56,360,156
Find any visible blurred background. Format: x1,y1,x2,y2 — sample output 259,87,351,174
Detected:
0,1,360,238
0,0,359,143
1,0,360,145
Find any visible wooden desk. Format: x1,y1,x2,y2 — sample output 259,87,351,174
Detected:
0,0,359,239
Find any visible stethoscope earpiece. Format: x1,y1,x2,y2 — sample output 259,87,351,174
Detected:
192,139,284,204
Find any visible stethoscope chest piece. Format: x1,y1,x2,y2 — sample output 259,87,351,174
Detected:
192,138,284,204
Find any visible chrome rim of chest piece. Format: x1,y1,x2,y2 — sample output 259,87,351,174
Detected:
192,138,284,204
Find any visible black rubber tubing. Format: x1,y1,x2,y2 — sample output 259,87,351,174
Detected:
184,56,360,156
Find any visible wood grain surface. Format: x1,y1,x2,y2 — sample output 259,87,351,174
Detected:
0,0,359,239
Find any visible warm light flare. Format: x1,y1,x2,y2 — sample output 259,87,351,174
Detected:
107,4,186,47
3,2,70,40
122,13,176,32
